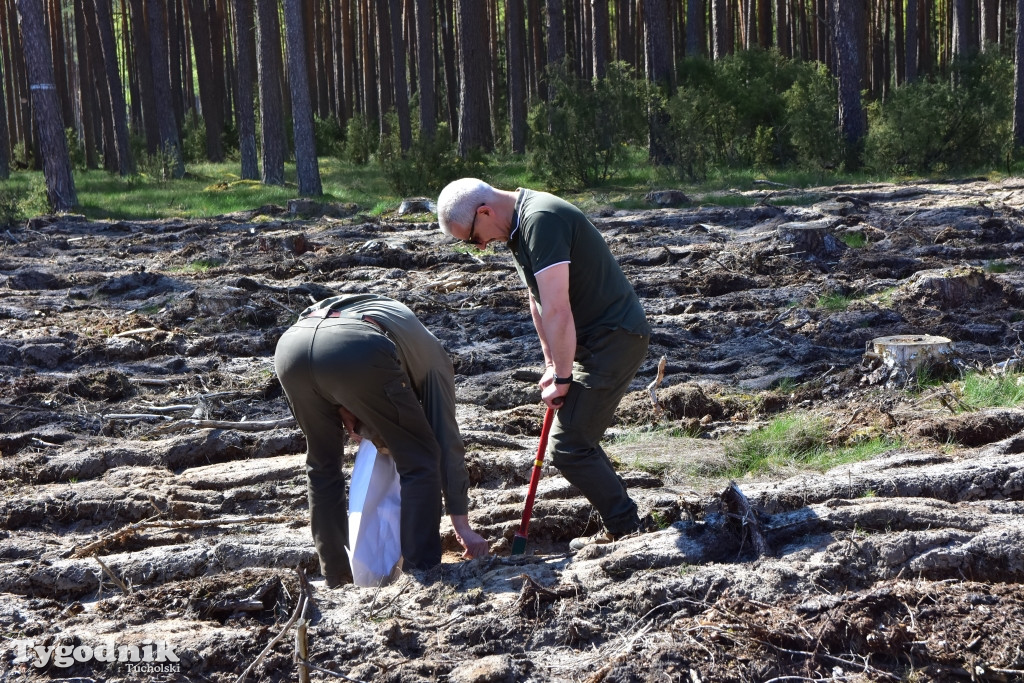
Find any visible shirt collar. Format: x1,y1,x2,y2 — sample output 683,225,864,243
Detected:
509,188,526,241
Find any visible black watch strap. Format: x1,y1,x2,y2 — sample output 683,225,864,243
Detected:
553,374,573,385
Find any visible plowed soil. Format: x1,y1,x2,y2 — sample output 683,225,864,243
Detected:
2,178,1024,682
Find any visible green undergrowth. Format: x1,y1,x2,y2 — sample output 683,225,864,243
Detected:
723,414,900,477
960,371,1024,409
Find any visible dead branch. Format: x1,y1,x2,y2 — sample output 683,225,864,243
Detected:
235,570,309,683
72,514,302,558
102,413,170,421
721,481,771,558
153,417,297,434
113,327,158,338
94,556,131,594
646,356,667,420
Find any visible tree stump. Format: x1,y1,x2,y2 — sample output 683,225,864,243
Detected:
776,220,846,258
863,334,954,387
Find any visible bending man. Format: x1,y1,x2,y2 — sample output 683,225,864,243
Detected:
274,293,489,585
437,179,651,549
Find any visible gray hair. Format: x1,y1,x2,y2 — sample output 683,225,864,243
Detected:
436,178,493,236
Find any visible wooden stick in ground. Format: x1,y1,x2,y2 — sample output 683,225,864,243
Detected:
721,481,771,558
646,355,668,419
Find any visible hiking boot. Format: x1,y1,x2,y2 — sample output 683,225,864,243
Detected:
569,530,618,551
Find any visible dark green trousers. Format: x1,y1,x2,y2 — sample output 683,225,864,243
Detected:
274,317,443,581
549,328,649,536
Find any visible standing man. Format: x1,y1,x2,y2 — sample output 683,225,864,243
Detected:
437,179,652,549
274,293,489,586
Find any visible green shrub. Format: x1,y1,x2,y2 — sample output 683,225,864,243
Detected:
865,52,1013,174
314,115,345,158
344,114,375,165
181,110,207,164
65,127,86,170
659,50,839,177
783,63,841,169
528,61,649,189
376,116,473,195
0,188,24,226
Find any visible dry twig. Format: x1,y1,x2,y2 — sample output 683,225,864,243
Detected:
94,556,131,594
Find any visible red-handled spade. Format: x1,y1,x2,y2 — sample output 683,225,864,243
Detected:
511,405,556,555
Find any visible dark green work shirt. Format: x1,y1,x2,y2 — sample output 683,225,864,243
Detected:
299,294,470,515
507,189,650,344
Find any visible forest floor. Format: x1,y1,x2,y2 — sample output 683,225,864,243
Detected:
1,178,1024,682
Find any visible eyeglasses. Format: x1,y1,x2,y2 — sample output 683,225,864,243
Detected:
462,204,484,246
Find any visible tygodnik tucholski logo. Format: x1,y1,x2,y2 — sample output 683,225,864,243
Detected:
12,637,181,673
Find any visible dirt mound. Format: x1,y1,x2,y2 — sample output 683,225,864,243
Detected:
2,178,1024,681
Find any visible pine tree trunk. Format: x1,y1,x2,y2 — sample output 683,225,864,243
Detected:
456,0,492,155
46,0,72,130
387,0,411,150
282,0,322,195
128,0,162,154
146,0,185,177
188,0,224,161
374,0,394,140
757,0,770,47
832,0,864,169
361,0,379,125
232,0,258,179
507,0,527,152
643,0,672,163
414,0,435,138
905,0,918,82
615,0,633,64
951,0,969,59
980,0,998,49
592,0,610,76
547,0,565,66
339,0,357,120
89,0,135,174
528,0,546,99
1013,0,1024,147
168,0,185,132
712,0,727,58
255,0,285,184
0,58,8,179
774,0,788,56
686,0,704,57
15,0,77,210
72,0,98,168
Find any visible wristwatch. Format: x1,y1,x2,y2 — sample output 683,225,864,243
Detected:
553,374,573,385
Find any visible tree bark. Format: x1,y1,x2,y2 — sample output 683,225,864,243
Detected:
643,0,672,164
756,0,770,47
374,0,394,140
440,0,457,133
15,0,77,209
905,0,918,82
456,0,492,155
592,0,610,76
980,0,999,49
187,0,224,161
72,0,98,169
282,0,322,195
547,0,565,67
686,0,704,57
255,0,285,184
146,0,185,177
712,0,727,59
832,0,864,169
128,0,161,154
89,0,135,175
45,0,72,131
387,0,411,150
0,58,8,179
360,0,379,125
951,0,970,60
232,0,258,179
1014,0,1024,148
507,0,527,152
413,0,435,138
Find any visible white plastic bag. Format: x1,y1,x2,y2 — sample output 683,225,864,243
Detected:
346,439,403,587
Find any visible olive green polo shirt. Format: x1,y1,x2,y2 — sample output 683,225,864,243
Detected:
298,294,470,515
507,189,650,344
